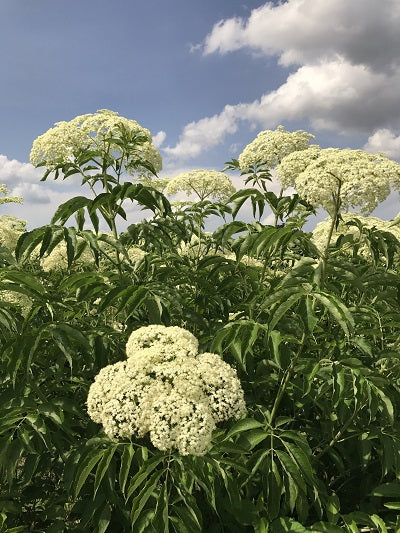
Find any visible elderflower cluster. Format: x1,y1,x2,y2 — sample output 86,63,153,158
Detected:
312,213,400,256
0,290,32,316
176,234,213,260
238,125,316,172
175,235,264,267
224,252,264,268
40,241,93,272
277,148,400,215
30,109,162,176
87,325,246,455
275,145,322,189
0,184,23,206
164,169,236,202
0,215,26,251
126,246,146,265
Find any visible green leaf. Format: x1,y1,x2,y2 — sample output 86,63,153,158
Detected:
152,483,169,533
172,506,202,533
326,494,340,524
369,514,388,533
96,504,111,533
267,460,282,520
74,449,105,498
119,444,135,495
313,292,354,336
130,470,163,528
238,429,269,450
15,226,47,261
52,196,91,225
269,292,305,331
310,523,344,532
126,455,165,500
64,226,78,267
383,501,400,509
94,445,117,497
226,418,264,439
372,482,400,497
0,270,45,296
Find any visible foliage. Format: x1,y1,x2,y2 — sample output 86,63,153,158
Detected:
1,120,400,531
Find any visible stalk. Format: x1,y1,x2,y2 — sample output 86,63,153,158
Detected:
270,332,306,425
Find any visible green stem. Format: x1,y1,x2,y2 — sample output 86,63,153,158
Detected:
273,187,284,227
270,332,306,425
314,406,360,460
319,179,342,287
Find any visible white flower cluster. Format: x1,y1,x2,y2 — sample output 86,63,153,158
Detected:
30,109,162,176
164,169,236,202
0,215,26,251
0,184,23,206
277,148,400,215
312,213,400,256
175,235,264,267
224,251,264,268
87,325,246,455
0,289,32,316
238,125,316,172
126,246,146,265
275,145,322,189
40,241,93,272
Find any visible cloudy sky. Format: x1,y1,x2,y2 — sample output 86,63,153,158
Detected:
1,0,400,229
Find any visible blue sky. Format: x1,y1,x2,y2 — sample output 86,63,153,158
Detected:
1,0,400,229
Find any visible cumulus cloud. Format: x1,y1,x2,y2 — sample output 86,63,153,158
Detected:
166,0,400,161
152,130,167,148
0,154,43,186
11,183,51,204
166,60,400,159
164,106,239,159
202,0,400,72
364,129,400,161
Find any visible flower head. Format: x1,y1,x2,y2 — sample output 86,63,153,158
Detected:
0,184,23,206
312,213,400,257
40,241,93,272
238,125,316,172
0,215,26,251
164,169,235,202
30,109,162,176
277,148,400,215
126,324,198,363
88,325,246,455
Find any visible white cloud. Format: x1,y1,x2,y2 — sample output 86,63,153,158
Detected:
0,154,43,186
166,59,400,160
166,0,400,161
11,183,51,204
164,106,238,159
202,0,400,72
152,130,166,148
364,129,400,161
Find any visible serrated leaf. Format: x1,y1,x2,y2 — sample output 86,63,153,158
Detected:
94,446,117,497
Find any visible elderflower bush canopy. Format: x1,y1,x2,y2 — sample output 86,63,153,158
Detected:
39,241,93,272
126,246,146,265
312,213,400,255
0,290,32,316
87,325,246,455
238,125,316,172
277,148,400,215
30,109,162,177
0,215,26,251
176,233,213,260
164,169,236,202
